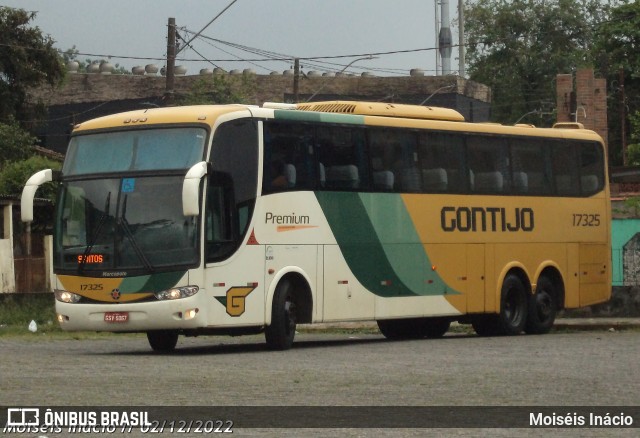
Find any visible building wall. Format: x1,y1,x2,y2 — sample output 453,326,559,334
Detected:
1,204,15,293
556,68,608,147
30,73,492,154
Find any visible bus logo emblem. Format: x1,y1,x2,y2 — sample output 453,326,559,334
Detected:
111,289,121,300
214,286,256,317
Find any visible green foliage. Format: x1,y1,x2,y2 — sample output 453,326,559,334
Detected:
627,111,640,165
0,155,61,199
464,0,611,124
180,74,256,105
593,2,640,165
0,294,57,328
0,120,37,164
0,7,65,122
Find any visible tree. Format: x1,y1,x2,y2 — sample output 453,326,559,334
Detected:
0,7,66,123
0,155,60,200
464,0,613,125
592,1,640,165
0,120,37,165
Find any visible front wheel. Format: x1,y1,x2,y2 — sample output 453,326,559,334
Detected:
265,280,297,350
147,330,178,352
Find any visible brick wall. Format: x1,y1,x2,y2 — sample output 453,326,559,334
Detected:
556,69,608,148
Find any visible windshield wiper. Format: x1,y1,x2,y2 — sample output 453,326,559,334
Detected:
79,192,110,273
119,195,154,273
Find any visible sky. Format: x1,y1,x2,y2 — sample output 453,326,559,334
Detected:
1,0,463,77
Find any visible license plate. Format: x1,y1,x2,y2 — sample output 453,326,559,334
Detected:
104,312,129,323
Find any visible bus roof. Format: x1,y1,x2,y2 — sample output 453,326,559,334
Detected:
72,104,257,132
72,101,605,144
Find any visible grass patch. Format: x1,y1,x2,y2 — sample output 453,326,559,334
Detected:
0,293,60,334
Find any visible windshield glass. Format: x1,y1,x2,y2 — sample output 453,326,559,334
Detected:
54,176,199,273
63,128,206,175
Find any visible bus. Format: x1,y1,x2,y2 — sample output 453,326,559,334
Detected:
21,101,611,351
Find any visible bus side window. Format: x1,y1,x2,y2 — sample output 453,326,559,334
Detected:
467,135,509,193
318,126,367,191
263,122,316,193
418,132,465,193
551,143,580,196
578,142,604,196
510,139,550,195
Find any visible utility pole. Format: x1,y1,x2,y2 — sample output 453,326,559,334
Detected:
293,58,300,103
620,68,627,165
458,0,465,77
165,17,176,105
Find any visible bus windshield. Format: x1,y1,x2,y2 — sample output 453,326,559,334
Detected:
54,176,199,273
54,127,207,274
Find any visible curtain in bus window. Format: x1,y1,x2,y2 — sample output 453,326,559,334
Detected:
551,143,580,196
64,134,133,175
466,135,509,193
263,122,315,193
417,132,465,192
134,129,206,170
63,128,206,175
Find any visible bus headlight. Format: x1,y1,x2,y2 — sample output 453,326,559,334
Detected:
154,286,199,301
54,290,81,303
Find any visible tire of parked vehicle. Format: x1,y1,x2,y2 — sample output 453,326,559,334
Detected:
147,330,179,352
265,279,297,350
497,273,528,335
524,276,558,334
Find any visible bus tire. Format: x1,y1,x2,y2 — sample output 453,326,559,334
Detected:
525,276,557,334
497,274,528,335
265,280,297,350
147,330,178,352
471,316,501,337
421,318,451,338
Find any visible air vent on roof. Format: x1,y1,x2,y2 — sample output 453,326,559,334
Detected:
296,101,465,122
297,102,357,114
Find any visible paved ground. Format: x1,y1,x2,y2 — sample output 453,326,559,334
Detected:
1,326,639,437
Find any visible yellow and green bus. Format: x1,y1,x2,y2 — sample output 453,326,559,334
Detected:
21,101,611,351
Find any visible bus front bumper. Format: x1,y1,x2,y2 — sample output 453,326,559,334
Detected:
55,294,207,332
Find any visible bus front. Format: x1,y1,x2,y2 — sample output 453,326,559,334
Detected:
22,109,221,341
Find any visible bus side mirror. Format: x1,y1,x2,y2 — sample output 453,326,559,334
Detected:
21,169,59,222
182,161,209,216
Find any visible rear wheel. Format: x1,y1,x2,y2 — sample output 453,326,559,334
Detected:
147,330,178,352
497,274,528,335
265,280,297,350
471,315,501,337
525,276,557,334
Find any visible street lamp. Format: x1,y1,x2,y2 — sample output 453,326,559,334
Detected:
305,55,378,102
